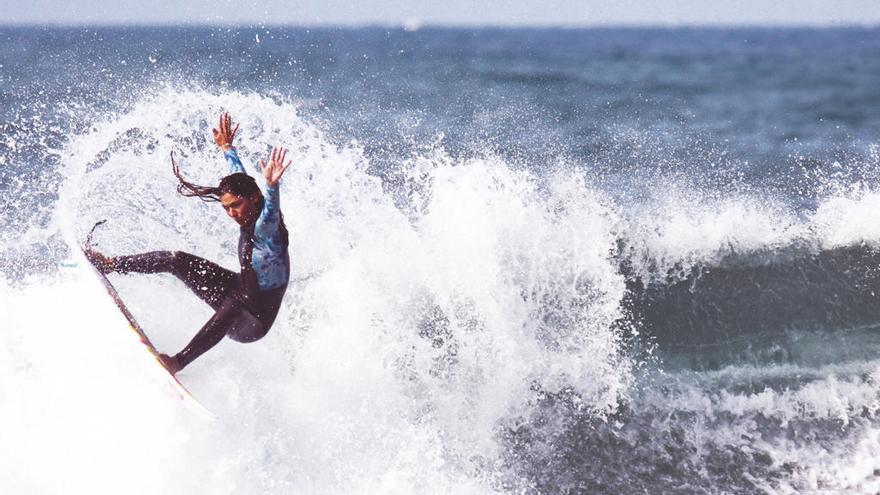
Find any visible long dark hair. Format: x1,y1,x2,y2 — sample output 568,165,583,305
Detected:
171,151,262,203
170,152,289,244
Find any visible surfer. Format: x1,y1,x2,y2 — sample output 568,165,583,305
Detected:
86,113,291,373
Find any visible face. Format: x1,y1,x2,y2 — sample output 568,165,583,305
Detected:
220,192,261,226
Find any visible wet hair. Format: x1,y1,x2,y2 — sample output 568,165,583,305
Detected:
171,152,262,203
170,152,289,244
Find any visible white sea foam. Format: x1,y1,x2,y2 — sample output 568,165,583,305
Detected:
0,87,633,493
618,176,880,282
642,362,880,493
4,85,880,493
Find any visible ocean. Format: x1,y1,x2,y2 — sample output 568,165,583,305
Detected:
2,25,880,494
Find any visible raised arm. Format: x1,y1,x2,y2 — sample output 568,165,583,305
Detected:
259,146,292,188
212,112,246,174
257,147,292,223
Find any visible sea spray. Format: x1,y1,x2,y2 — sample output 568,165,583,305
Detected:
4,26,880,492
0,87,636,493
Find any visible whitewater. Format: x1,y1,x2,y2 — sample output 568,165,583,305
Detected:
2,88,633,493
3,26,880,494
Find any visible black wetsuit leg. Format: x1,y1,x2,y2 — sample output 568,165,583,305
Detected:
112,250,282,370
173,295,266,368
112,251,237,310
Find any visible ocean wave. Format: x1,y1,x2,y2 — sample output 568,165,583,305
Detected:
4,82,880,493
0,86,639,493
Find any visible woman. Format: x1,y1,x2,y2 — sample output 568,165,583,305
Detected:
87,113,292,373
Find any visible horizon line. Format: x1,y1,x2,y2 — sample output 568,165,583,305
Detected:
0,20,878,30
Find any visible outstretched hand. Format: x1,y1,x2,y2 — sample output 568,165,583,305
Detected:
259,147,292,187
212,112,239,151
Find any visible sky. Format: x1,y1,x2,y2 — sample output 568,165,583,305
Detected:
1,0,879,27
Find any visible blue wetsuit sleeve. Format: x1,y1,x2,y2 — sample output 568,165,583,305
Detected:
251,183,288,290
261,184,281,225
225,148,247,174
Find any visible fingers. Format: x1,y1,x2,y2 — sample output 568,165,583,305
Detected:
218,112,235,134
269,147,287,166
260,146,292,184
214,112,239,147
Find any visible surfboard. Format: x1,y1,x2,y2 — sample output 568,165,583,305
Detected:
77,222,214,418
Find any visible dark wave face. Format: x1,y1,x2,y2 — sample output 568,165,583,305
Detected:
629,244,880,341
619,244,880,372
2,25,880,494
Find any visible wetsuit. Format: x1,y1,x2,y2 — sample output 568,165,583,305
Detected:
110,148,290,369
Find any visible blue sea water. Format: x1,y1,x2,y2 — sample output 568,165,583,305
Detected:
3,26,880,494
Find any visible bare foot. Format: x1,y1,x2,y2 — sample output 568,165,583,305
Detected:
83,248,114,274
158,353,182,374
